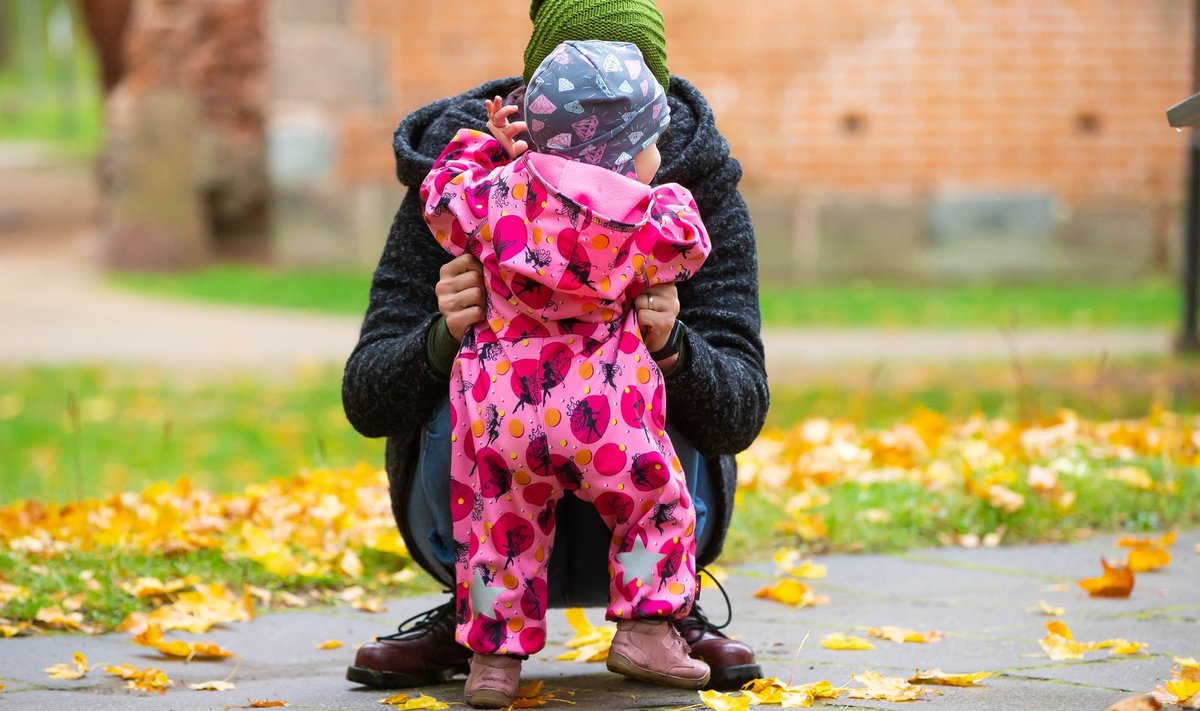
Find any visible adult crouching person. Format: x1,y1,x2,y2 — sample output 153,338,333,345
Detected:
342,0,768,692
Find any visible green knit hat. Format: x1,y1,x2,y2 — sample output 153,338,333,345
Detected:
524,0,670,89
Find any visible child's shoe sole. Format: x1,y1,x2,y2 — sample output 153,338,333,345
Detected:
465,688,513,709
606,650,711,689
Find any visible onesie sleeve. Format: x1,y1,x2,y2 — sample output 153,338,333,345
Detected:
419,129,511,257
640,183,712,286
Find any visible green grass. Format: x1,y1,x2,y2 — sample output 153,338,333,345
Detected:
727,456,1200,560
110,266,1179,329
112,267,373,317
0,365,383,505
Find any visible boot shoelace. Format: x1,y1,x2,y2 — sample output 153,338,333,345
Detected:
682,567,732,633
377,596,455,641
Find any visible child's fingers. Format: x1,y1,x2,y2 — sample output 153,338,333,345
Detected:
511,139,528,156
507,121,528,135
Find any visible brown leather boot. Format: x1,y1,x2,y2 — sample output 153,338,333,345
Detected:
673,604,763,691
346,600,472,688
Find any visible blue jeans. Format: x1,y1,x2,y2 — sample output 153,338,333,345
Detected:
406,397,715,604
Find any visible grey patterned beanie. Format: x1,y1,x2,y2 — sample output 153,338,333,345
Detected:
524,40,670,177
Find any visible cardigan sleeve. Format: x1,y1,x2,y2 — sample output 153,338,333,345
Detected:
661,158,769,457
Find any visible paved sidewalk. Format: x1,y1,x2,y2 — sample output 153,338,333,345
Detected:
0,254,1171,374
1,531,1196,710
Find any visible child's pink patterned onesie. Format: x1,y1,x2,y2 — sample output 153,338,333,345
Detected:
420,129,711,656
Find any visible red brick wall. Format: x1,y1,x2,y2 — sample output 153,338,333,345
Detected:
337,0,1193,208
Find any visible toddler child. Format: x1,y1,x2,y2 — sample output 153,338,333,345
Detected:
419,39,712,708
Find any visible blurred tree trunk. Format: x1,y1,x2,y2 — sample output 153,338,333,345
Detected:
77,0,131,94
0,2,11,67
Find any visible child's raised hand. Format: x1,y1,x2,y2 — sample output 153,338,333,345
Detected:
485,96,529,159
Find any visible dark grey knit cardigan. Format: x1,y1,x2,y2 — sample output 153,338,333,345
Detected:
342,76,768,589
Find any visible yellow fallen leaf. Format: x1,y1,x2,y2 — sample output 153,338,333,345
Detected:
1,622,31,637
120,575,200,598
846,670,933,701
985,484,1025,512
190,680,238,691
908,669,993,687
1078,558,1134,598
44,651,90,679
753,579,829,607
771,549,827,579
353,597,386,613
1107,694,1163,711
316,639,343,650
1040,621,1090,661
376,693,448,710
227,701,290,709
106,665,173,693
821,633,874,651
1126,546,1171,573
557,609,614,663
1176,658,1200,669
339,549,364,578
699,689,751,710
510,679,561,709
867,626,943,644
34,605,84,631
1163,679,1200,707
1117,531,1176,549
1035,600,1065,616
1095,639,1148,655
739,677,841,706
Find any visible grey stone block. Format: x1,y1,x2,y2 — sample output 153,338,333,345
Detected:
267,0,349,26
745,194,801,285
268,105,338,187
928,192,1058,280
1060,204,1158,279
817,198,926,280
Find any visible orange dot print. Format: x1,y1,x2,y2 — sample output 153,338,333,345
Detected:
503,573,519,590
534,546,546,563
667,582,686,595
508,617,525,632
532,227,543,244
489,318,504,332
632,254,645,271
636,366,651,384
496,360,511,375
579,362,594,379
509,420,525,438
544,408,561,427
514,470,531,485
512,182,526,200
672,456,683,472
599,276,611,292
592,234,609,250
575,450,593,466
472,420,485,437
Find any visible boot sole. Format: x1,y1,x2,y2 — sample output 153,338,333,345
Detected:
346,663,469,689
706,662,764,691
465,688,514,708
606,651,711,690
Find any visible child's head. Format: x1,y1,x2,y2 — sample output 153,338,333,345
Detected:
525,40,670,182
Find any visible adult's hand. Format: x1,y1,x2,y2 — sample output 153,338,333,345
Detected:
635,283,681,371
436,254,486,342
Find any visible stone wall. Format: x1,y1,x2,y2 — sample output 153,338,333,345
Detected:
272,1,1194,279
100,0,267,270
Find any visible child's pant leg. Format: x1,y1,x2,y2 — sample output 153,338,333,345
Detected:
571,438,698,622
451,398,562,656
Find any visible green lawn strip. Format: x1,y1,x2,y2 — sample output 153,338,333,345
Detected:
0,547,437,632
108,265,1177,328
0,366,383,504
111,267,372,317
726,456,1200,561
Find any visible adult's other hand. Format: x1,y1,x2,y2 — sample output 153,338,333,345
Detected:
436,254,486,342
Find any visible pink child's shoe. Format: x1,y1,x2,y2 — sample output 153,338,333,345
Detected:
464,653,522,708
607,619,711,689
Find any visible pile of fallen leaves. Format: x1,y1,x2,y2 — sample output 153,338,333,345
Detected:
737,408,1200,547
0,463,414,632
